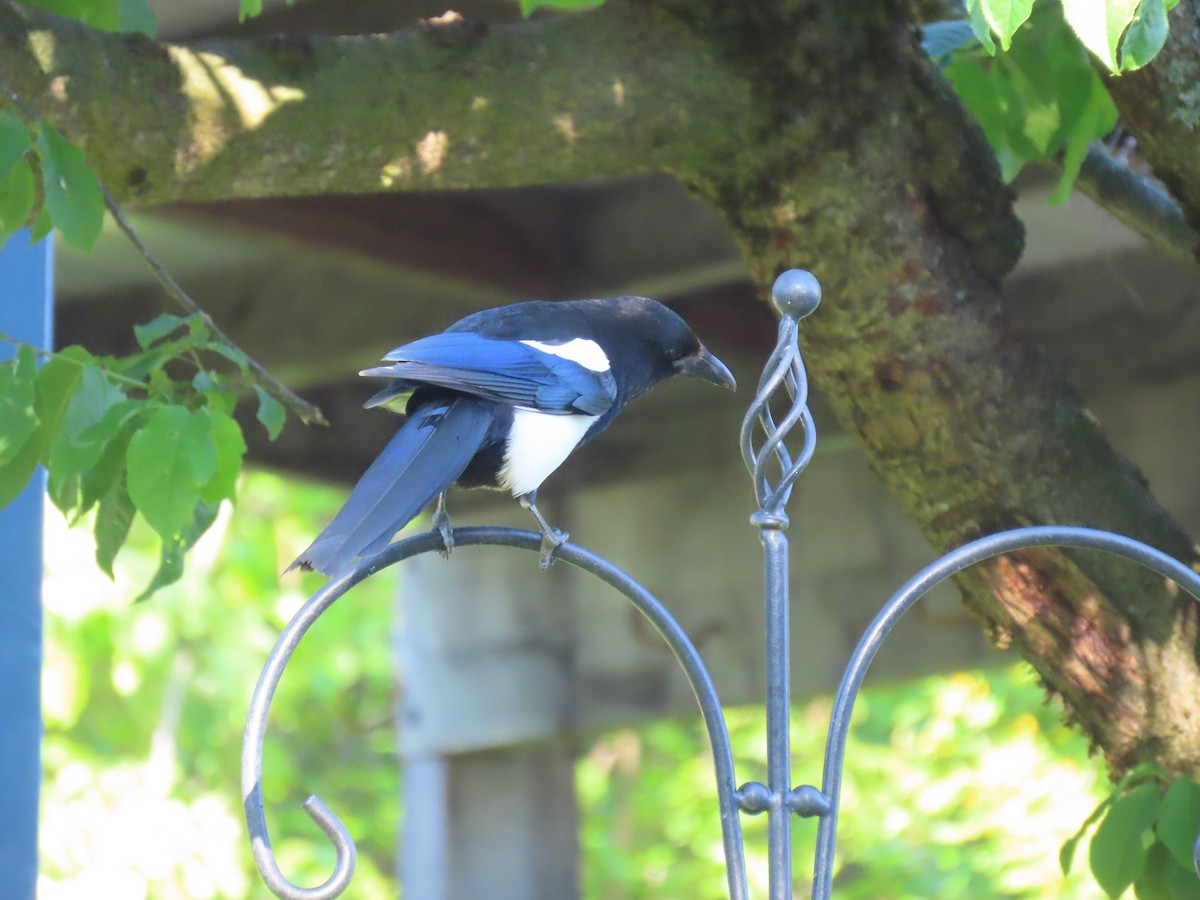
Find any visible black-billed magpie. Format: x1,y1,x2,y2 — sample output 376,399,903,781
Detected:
289,296,735,575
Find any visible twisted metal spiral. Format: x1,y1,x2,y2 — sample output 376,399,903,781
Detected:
740,270,822,523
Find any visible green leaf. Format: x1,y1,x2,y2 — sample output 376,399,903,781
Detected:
1120,0,1169,71
45,367,128,495
1133,840,1199,899
255,385,286,440
136,501,220,601
35,123,105,253
125,406,213,540
1157,777,1200,871
29,205,53,244
966,0,998,53
981,0,1034,51
197,408,247,505
50,394,136,480
33,348,90,462
239,0,263,21
117,0,156,36
79,409,141,513
94,479,135,578
1052,78,1119,204
0,111,32,180
1090,783,1162,898
1061,0,1142,72
0,159,36,244
0,430,40,510
48,469,79,516
63,366,126,441
0,346,40,466
133,313,192,349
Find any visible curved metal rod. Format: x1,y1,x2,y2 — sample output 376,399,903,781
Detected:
243,526,750,900
810,525,1200,899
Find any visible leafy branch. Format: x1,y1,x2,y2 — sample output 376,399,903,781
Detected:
927,0,1182,206
0,83,326,426
2,67,324,598
0,312,286,599
99,186,328,426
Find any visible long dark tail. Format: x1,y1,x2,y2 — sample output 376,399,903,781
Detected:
287,398,494,575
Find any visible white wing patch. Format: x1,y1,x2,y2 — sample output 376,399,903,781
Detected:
499,409,601,497
521,338,611,372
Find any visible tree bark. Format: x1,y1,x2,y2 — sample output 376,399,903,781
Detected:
4,0,1200,774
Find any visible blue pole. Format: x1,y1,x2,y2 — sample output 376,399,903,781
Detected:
0,230,53,900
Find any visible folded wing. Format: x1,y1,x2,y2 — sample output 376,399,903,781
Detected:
359,333,617,415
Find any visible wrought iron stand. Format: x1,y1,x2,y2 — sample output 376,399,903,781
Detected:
242,270,1200,899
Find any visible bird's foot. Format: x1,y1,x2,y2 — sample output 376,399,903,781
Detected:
432,492,455,558
519,491,568,570
537,527,568,570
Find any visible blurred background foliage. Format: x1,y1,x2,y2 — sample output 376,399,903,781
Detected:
41,470,1108,898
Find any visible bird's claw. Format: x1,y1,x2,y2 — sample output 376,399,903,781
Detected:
537,528,568,570
436,522,455,558
432,494,454,558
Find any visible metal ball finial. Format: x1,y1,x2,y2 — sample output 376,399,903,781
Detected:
771,269,821,319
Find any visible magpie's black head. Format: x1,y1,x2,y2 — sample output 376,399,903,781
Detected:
592,296,736,398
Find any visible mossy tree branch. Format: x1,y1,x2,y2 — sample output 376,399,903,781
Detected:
4,0,1200,775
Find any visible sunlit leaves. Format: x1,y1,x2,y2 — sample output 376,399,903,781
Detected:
1061,0,1141,71
938,4,1117,199
1060,766,1200,898
0,312,280,599
976,0,1035,51
930,1,1177,201
1119,0,1173,70
955,0,1177,74
1089,782,1160,897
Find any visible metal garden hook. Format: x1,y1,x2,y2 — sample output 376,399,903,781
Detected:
808,525,1200,898
241,557,381,900
243,527,751,900
243,266,1200,900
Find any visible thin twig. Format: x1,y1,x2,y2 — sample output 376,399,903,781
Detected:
1070,142,1200,268
101,187,328,425
1,81,327,426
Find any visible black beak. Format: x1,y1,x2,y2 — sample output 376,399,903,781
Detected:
677,346,736,391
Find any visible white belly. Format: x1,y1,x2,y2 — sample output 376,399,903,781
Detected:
498,409,600,497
